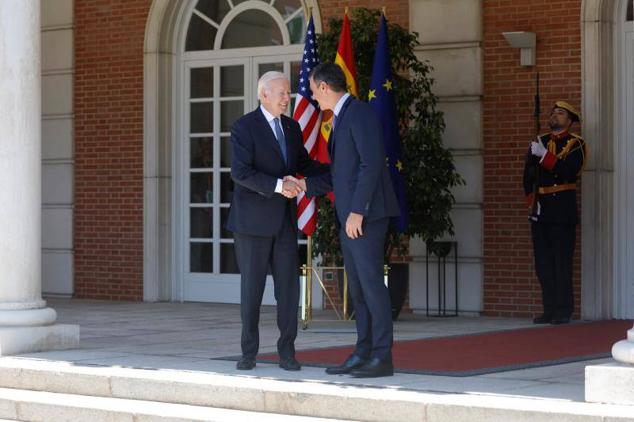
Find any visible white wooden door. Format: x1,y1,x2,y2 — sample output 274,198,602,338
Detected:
181,52,306,304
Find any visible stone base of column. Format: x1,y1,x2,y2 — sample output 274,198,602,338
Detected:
0,324,79,356
585,363,634,405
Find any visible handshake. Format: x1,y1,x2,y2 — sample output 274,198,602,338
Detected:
280,175,307,199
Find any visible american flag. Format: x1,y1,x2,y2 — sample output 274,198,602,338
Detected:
293,16,329,236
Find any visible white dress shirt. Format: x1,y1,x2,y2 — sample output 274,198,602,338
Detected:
332,93,350,126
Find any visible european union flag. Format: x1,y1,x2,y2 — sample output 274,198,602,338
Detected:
368,15,409,232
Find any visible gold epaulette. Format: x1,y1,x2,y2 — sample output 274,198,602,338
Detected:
568,133,587,175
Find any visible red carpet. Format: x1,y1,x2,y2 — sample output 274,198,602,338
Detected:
259,320,632,376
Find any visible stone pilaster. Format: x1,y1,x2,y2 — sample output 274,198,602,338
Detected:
0,0,78,356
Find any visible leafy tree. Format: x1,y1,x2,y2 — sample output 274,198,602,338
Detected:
311,8,464,264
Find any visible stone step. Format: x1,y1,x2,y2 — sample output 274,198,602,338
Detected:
0,388,347,422
0,358,633,422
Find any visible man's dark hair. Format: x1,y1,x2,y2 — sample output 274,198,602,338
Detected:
309,63,347,93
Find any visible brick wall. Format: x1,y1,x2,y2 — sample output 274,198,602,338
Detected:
74,0,150,300
482,0,582,317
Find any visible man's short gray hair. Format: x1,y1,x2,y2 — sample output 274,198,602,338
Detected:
257,71,288,101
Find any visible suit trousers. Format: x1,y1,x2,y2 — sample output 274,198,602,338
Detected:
234,206,299,360
531,222,576,318
339,217,393,361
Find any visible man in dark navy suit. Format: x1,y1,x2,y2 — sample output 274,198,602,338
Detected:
300,63,401,378
227,71,328,371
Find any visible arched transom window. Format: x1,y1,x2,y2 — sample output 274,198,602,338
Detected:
185,0,306,51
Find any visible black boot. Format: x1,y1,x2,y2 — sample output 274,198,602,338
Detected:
533,313,552,324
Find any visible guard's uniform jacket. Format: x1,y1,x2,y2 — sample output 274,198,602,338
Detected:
523,129,586,321
523,131,586,224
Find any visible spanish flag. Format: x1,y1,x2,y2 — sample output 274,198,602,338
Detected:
334,9,358,97
320,9,358,202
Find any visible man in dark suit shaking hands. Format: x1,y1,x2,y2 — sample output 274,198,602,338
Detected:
227,71,328,371
301,63,401,378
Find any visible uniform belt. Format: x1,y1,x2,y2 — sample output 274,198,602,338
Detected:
538,183,576,194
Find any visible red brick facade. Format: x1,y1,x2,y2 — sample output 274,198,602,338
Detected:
73,0,585,316
482,0,583,317
74,0,150,300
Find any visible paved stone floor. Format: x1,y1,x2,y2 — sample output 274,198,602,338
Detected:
13,298,615,403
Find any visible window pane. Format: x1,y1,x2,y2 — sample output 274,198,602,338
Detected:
190,102,213,133
221,243,240,274
220,171,234,204
191,137,213,168
191,67,213,98
220,136,232,168
290,61,301,93
287,14,305,44
221,101,244,132
221,208,232,239
259,62,283,79
191,242,212,273
273,0,302,19
289,96,296,116
628,1,633,21
186,13,217,51
231,0,254,5
195,0,230,24
191,208,213,238
220,66,244,96
221,10,283,49
191,172,213,203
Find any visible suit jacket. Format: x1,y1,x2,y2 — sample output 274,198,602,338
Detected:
523,132,586,224
227,107,329,236
307,96,400,224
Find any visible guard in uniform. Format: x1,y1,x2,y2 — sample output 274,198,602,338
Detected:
523,101,586,325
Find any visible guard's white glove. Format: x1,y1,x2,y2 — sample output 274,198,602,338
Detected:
530,141,547,158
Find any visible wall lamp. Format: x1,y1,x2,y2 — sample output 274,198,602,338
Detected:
502,31,536,67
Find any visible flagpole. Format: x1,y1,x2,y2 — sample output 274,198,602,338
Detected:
307,235,313,323
382,6,386,16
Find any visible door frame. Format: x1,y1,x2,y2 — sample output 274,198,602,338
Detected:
143,0,322,302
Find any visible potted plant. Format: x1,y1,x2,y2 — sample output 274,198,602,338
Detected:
312,8,464,319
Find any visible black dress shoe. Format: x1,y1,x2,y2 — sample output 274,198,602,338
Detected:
349,358,394,378
325,354,368,375
551,316,571,325
279,357,301,371
236,357,256,370
533,314,552,324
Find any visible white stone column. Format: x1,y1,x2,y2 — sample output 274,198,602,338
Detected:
0,0,78,356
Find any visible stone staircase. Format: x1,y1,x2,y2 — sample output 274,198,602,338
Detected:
0,358,633,422
0,387,344,421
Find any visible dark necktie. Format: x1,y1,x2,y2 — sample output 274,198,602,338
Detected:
328,114,338,157
273,117,287,164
